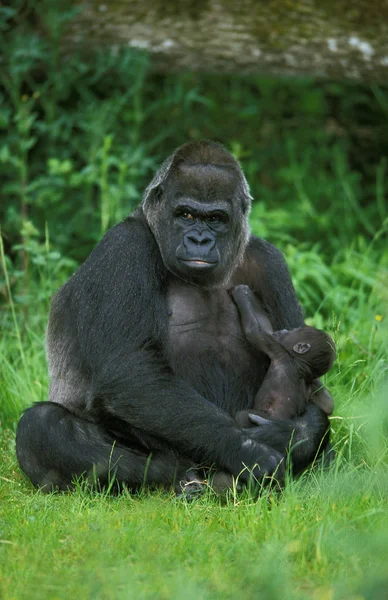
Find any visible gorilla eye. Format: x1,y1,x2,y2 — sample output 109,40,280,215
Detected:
181,211,194,220
208,213,228,224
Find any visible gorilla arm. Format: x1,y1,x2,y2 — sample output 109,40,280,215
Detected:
47,218,282,482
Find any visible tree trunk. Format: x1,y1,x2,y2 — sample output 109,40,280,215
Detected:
68,0,388,81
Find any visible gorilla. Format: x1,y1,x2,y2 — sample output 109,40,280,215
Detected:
16,140,333,493
231,284,336,427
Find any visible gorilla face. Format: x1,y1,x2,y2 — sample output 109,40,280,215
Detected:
159,166,243,286
172,198,230,273
142,141,252,288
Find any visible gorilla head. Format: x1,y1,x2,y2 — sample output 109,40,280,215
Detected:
142,140,252,287
275,326,337,379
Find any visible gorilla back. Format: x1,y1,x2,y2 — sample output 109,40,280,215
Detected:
16,140,330,492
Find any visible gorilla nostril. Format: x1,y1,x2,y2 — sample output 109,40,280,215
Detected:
187,234,212,246
187,235,200,246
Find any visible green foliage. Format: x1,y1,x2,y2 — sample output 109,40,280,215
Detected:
1,2,388,265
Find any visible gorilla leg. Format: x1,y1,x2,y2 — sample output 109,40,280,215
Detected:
16,402,195,492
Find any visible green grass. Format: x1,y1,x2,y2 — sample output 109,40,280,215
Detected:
1,226,387,599
1,428,387,599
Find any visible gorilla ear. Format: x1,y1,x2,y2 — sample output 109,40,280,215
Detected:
241,195,253,215
293,342,311,354
148,184,164,205
142,152,180,211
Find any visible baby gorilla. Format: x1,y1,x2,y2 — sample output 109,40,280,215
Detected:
231,285,336,428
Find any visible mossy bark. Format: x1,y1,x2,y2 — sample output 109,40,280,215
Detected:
69,0,388,81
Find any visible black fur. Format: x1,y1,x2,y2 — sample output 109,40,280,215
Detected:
16,141,331,492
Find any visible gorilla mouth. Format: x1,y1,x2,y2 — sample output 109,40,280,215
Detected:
179,259,218,270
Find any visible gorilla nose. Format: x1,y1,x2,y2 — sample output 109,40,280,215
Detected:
185,232,215,250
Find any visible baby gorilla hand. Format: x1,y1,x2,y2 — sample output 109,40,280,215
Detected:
230,284,274,335
230,283,251,302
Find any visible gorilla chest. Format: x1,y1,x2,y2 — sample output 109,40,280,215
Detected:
166,281,254,367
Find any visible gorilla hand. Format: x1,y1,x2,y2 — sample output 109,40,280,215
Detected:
245,402,330,473
247,414,296,452
228,436,285,485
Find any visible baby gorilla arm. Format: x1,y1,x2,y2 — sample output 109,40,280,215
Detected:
232,284,335,417
231,285,289,359
232,284,309,423
231,284,273,335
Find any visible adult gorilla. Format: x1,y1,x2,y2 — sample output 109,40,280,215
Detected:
16,140,332,492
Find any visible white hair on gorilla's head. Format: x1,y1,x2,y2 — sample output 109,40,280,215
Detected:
142,140,252,214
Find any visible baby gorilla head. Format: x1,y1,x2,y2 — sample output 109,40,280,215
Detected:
277,326,336,379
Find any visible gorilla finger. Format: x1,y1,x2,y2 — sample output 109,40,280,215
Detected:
253,446,285,477
252,454,285,487
248,413,272,426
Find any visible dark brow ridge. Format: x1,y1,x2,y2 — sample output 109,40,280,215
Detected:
175,205,229,218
